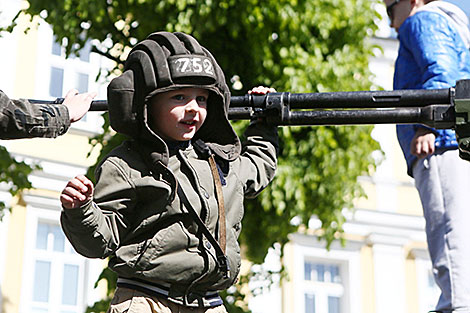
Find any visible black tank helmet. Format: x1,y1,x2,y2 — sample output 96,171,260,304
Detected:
107,31,241,162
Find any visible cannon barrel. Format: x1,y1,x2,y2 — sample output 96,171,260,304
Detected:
26,79,470,160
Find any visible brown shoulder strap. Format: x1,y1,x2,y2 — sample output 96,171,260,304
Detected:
208,154,226,254
176,180,230,279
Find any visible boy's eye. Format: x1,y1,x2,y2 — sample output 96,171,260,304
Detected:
196,96,207,103
172,95,185,101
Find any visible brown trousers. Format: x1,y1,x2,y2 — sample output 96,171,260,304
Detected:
107,287,228,313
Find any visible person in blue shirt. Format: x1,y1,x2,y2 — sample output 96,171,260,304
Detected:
384,0,470,312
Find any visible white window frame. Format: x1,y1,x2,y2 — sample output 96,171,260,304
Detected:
19,203,88,313
303,260,344,313
289,233,362,313
34,21,106,136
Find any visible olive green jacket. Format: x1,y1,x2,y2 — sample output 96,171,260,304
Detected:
0,91,70,139
61,122,278,307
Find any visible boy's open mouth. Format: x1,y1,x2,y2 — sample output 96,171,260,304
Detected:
181,120,196,125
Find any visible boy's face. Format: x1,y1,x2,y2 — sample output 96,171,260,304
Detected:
148,87,209,141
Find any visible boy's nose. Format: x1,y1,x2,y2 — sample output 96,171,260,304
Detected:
186,98,200,111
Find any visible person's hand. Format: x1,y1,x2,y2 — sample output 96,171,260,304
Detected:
411,127,436,158
248,86,277,124
63,89,97,123
60,175,94,209
248,86,276,95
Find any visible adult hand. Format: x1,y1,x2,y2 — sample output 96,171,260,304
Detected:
63,89,97,123
411,127,436,158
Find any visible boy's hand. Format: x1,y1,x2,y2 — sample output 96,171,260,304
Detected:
248,86,277,124
60,175,94,209
63,89,98,123
248,86,276,95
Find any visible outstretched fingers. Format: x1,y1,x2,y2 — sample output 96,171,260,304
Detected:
63,89,98,123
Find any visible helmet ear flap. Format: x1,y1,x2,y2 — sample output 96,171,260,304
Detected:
108,70,140,137
108,46,160,137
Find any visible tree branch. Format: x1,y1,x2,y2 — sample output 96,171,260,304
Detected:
91,45,125,66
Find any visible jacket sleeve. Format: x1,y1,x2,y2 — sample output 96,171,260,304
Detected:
399,13,465,90
0,90,70,139
60,158,138,259
237,121,278,198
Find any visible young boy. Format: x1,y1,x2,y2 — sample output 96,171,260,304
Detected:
60,31,278,313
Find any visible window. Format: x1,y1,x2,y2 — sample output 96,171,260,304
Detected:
79,41,91,62
33,25,105,134
328,296,340,313
303,261,344,313
32,260,51,302
47,32,99,126
305,294,316,313
30,221,85,313
52,38,62,56
49,34,92,97
62,264,79,305
49,67,64,98
305,263,341,283
76,73,89,93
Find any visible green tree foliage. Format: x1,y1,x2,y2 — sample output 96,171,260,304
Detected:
6,0,382,310
0,145,39,218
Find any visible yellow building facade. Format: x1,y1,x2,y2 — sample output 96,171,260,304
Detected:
0,2,110,312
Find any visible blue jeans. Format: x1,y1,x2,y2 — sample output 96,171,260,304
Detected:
413,149,470,313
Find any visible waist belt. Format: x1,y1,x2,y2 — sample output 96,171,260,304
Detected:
116,277,223,307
